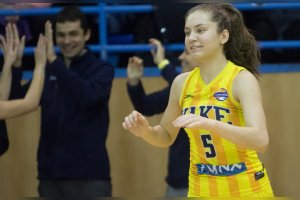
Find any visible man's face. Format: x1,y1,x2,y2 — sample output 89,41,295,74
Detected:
178,50,196,73
56,20,90,59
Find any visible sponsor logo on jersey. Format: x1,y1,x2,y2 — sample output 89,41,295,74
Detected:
184,94,194,99
214,88,228,101
196,162,247,176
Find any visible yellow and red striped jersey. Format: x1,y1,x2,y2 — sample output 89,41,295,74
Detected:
179,61,272,197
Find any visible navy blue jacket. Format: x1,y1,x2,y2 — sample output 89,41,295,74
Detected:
127,64,189,189
10,49,114,180
0,120,9,156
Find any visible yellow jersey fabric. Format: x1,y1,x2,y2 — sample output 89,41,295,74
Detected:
179,61,273,197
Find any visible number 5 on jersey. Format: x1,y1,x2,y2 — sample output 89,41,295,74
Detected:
200,134,216,158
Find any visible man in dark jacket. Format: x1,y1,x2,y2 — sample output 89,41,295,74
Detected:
10,6,114,198
126,38,195,196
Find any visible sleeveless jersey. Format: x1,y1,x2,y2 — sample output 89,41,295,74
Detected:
179,61,272,197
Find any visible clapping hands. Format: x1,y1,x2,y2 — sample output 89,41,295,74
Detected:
127,56,144,86
0,23,21,68
34,34,47,69
44,20,57,63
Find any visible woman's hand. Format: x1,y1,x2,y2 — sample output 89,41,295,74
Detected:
173,114,211,130
122,110,150,138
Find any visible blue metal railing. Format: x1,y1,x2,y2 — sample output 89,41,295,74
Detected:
0,5,154,16
1,3,300,78
16,41,300,55
2,3,300,16
235,3,300,10
0,4,155,60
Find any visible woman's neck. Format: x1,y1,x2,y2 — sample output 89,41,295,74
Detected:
198,54,228,84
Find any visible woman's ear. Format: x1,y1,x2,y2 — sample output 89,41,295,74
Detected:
220,29,229,45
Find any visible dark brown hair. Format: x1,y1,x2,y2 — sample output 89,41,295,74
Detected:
56,6,89,34
185,3,261,76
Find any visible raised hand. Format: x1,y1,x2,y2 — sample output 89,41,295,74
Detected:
127,56,144,86
34,34,47,69
45,20,56,63
0,23,18,100
0,23,17,68
149,38,165,65
12,23,25,67
122,110,150,138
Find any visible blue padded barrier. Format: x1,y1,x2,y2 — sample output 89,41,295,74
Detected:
20,63,300,81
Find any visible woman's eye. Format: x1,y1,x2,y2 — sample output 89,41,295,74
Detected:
197,29,204,33
185,32,190,36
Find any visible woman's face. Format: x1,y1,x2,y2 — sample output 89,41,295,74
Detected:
184,10,228,61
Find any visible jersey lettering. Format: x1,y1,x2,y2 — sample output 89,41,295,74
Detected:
183,105,232,124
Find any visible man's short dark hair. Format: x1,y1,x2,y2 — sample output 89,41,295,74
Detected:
56,6,89,33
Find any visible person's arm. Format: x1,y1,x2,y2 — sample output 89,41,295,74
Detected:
0,23,17,100
0,64,12,100
148,38,179,84
173,70,269,153
123,73,186,147
127,81,170,116
0,34,46,119
126,56,169,115
160,63,179,85
8,23,27,100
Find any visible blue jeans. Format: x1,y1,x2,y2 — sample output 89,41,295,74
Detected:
165,185,188,197
38,179,112,199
